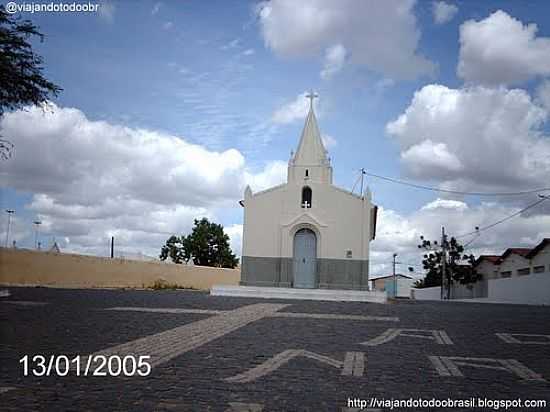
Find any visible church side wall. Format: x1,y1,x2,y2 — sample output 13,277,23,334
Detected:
241,187,287,287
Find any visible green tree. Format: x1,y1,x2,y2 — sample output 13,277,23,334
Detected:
160,218,239,268
0,6,62,159
417,235,481,289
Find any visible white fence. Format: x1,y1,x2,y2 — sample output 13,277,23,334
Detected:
412,271,550,305
486,272,550,305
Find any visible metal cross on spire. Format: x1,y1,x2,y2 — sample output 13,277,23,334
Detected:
305,90,318,110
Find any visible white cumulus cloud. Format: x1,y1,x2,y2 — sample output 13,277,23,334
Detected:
370,200,550,277
320,44,347,80
458,10,550,86
0,104,284,257
272,92,319,124
256,0,435,80
432,1,458,25
386,84,550,195
536,80,550,113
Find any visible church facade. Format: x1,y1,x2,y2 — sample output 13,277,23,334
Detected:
240,95,378,290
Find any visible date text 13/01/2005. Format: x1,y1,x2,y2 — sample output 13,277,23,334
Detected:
19,355,152,377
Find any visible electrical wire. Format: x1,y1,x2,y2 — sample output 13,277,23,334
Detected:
362,170,550,197
454,197,548,239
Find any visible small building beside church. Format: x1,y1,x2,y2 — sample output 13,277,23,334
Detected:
370,274,414,294
240,94,377,290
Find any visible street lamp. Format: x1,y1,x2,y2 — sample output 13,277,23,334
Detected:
5,209,15,248
33,220,42,249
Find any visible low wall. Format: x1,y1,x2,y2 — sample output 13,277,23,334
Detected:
0,248,240,290
486,272,550,305
411,272,550,305
451,280,488,299
411,286,441,300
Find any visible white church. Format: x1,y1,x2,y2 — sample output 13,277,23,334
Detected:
239,93,378,291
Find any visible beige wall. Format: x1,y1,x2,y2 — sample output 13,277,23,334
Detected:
0,248,240,290
372,278,387,291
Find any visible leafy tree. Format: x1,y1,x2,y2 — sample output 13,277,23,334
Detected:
159,235,186,264
160,218,239,268
0,6,62,159
417,235,481,290
413,278,425,288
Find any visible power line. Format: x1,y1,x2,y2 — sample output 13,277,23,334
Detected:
362,170,550,197
455,196,549,239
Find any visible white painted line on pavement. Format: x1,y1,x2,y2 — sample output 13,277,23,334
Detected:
78,303,289,370
361,328,452,346
500,359,547,381
428,355,452,377
272,312,399,322
496,333,550,345
105,307,223,315
2,301,48,306
225,350,365,383
106,307,399,322
226,402,264,411
342,352,365,377
429,356,546,382
436,330,454,345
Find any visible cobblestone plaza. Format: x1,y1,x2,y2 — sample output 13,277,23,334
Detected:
1,288,549,411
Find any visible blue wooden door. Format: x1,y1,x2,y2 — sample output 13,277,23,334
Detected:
293,229,317,289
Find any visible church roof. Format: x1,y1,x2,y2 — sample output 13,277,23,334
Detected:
293,103,328,166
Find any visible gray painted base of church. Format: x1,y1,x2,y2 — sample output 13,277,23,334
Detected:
240,256,369,291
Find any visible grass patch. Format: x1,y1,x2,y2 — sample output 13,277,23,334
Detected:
149,279,196,290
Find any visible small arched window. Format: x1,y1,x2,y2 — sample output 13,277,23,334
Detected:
301,186,312,208
305,169,309,177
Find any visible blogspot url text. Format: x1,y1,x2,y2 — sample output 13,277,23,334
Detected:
348,397,547,410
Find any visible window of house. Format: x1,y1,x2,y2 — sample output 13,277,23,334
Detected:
517,267,530,276
305,169,309,177
500,271,512,278
346,250,352,258
301,186,312,208
533,265,545,273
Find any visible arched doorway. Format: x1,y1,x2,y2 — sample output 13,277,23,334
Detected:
293,228,317,288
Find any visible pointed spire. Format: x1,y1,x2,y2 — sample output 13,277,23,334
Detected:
293,92,328,166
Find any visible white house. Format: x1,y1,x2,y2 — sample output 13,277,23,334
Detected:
474,239,550,280
370,274,414,298
473,255,501,280
239,94,378,290
415,238,550,304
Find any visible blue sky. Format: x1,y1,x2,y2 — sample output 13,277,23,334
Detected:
1,0,550,275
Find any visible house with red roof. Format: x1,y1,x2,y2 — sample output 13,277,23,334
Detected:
473,239,550,280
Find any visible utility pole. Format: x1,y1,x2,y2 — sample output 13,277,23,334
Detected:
360,168,366,198
33,220,42,249
110,236,115,259
440,226,447,300
5,209,15,248
392,253,397,298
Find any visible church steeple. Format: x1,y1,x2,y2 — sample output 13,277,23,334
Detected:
292,91,328,166
288,91,332,185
